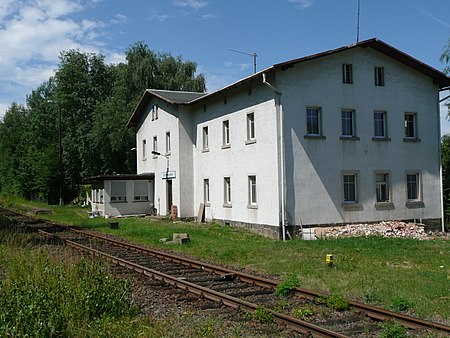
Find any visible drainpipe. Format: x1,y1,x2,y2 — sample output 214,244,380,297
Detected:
262,73,286,240
438,92,446,232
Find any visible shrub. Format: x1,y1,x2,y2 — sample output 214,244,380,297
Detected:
317,294,351,311
276,274,300,297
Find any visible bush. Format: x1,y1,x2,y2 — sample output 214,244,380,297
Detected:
317,294,351,311
275,274,300,297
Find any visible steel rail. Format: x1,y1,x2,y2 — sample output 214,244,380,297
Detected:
39,229,347,338
64,226,450,334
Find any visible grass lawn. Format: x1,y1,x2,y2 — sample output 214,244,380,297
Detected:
2,197,449,325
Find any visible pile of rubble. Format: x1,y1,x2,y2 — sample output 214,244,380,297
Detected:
318,221,430,240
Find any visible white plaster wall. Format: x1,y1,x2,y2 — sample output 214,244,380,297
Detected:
192,85,281,226
280,47,441,225
103,180,154,217
136,99,181,216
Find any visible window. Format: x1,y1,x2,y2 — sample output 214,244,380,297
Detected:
151,104,158,120
134,181,148,201
202,126,209,150
374,67,384,86
247,113,255,141
142,139,147,160
99,189,104,203
222,120,230,147
406,173,420,201
404,113,417,139
342,64,353,84
375,173,390,202
152,136,157,154
203,179,210,205
343,173,358,203
224,177,231,205
373,111,387,138
306,107,321,136
111,181,126,202
341,110,355,137
166,132,171,154
248,175,257,206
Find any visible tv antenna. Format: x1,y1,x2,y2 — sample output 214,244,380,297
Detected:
356,0,361,42
229,49,257,73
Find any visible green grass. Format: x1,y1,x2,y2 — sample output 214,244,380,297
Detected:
2,196,449,325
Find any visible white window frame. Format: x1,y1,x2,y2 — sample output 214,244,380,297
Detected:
133,181,149,202
404,112,418,139
375,172,390,203
306,107,321,136
342,64,353,84
373,111,387,138
223,177,231,206
248,175,257,208
204,179,210,205
246,113,255,142
341,109,355,137
202,126,209,150
151,104,158,120
166,131,171,155
406,172,421,202
222,120,230,147
342,172,358,204
152,135,158,157
110,181,126,202
374,67,385,86
142,139,147,160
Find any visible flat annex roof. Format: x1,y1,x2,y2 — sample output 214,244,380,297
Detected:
84,173,154,183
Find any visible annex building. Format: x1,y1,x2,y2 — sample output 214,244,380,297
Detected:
124,38,450,238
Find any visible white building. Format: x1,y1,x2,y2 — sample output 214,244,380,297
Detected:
127,38,450,238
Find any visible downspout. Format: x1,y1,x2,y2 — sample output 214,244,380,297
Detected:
262,73,286,240
439,89,448,232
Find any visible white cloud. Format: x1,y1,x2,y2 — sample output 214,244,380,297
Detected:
173,0,208,10
288,0,313,10
0,0,122,118
111,13,128,24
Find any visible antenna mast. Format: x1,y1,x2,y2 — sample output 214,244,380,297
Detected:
356,0,361,42
229,49,257,73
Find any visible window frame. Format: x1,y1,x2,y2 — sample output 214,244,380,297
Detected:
152,135,158,157
203,179,210,206
342,172,359,204
375,172,390,203
305,107,322,137
340,109,356,138
342,64,353,84
246,112,256,143
373,111,389,140
404,112,420,142
110,181,127,203
133,181,149,202
406,172,421,202
222,119,230,148
202,126,209,151
223,176,231,207
374,67,385,86
248,175,257,208
165,131,171,155
142,139,147,160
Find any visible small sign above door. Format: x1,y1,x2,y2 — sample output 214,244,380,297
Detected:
162,171,176,179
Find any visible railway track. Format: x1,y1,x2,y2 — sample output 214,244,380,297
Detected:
0,206,449,337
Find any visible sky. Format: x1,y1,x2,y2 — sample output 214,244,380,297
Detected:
1,0,450,133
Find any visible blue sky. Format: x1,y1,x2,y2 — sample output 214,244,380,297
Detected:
1,0,450,132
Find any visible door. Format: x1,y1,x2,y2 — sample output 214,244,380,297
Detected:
166,180,173,213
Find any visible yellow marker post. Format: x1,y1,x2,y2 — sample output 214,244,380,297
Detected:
326,254,334,267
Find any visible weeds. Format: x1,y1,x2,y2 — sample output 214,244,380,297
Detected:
378,321,407,338
253,306,273,324
390,296,413,312
292,307,315,319
276,274,300,297
317,294,351,311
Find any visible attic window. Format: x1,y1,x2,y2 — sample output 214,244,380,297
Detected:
151,104,159,120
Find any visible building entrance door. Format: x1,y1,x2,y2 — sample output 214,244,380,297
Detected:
166,180,173,213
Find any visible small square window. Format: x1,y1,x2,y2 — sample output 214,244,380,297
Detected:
342,64,353,84
374,67,385,86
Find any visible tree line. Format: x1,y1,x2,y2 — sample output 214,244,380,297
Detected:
0,42,206,204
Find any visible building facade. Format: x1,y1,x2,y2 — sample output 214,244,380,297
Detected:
128,39,450,238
